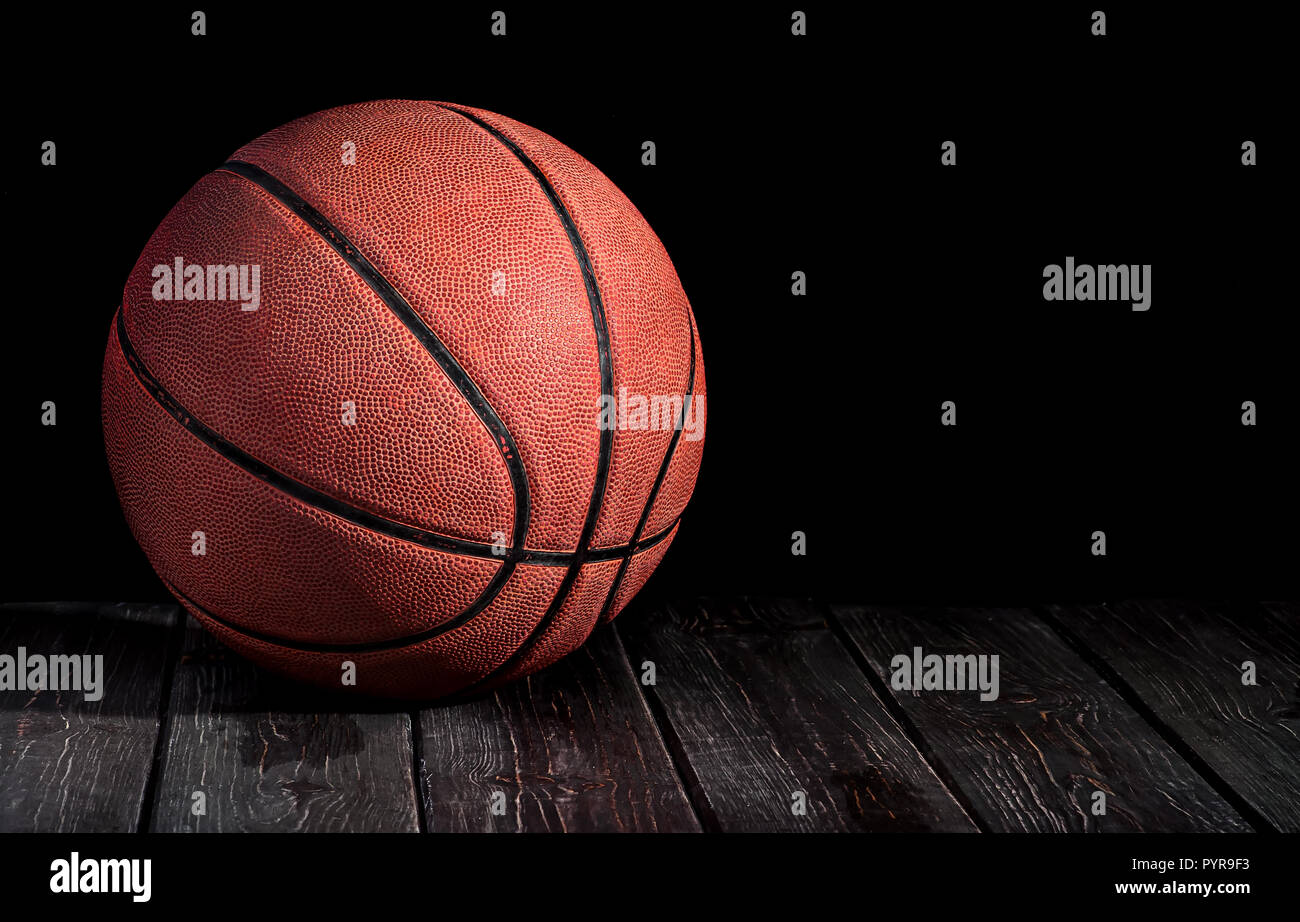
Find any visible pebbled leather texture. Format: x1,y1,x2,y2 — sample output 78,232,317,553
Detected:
102,100,705,699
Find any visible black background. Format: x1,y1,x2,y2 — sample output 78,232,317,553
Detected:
3,3,1294,606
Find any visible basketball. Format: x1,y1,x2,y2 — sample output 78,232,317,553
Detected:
101,101,705,699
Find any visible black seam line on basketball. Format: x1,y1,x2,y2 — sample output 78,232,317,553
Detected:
114,308,673,570
217,159,532,561
113,306,491,568
117,306,500,643
598,315,698,622
437,104,616,689
160,528,669,657
160,578,464,656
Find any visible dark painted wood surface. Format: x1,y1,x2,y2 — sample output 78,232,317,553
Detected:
616,597,978,831
150,617,419,833
418,622,698,832
0,598,1294,832
832,604,1250,832
1047,599,1300,832
0,602,177,833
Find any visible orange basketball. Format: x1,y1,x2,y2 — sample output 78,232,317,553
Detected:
101,101,705,699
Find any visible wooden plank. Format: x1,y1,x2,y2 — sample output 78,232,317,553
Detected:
833,604,1251,832
0,602,178,833
616,598,977,832
419,622,699,832
150,615,419,832
1048,599,1300,831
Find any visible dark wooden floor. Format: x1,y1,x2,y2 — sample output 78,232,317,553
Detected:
1,599,1295,833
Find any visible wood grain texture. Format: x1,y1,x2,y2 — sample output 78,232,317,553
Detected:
150,616,418,832
1050,599,1300,831
0,602,178,832
419,622,698,832
617,598,977,832
833,604,1250,832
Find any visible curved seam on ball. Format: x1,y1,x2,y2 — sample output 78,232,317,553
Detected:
113,309,676,574
217,159,532,559
597,313,698,623
434,104,616,690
